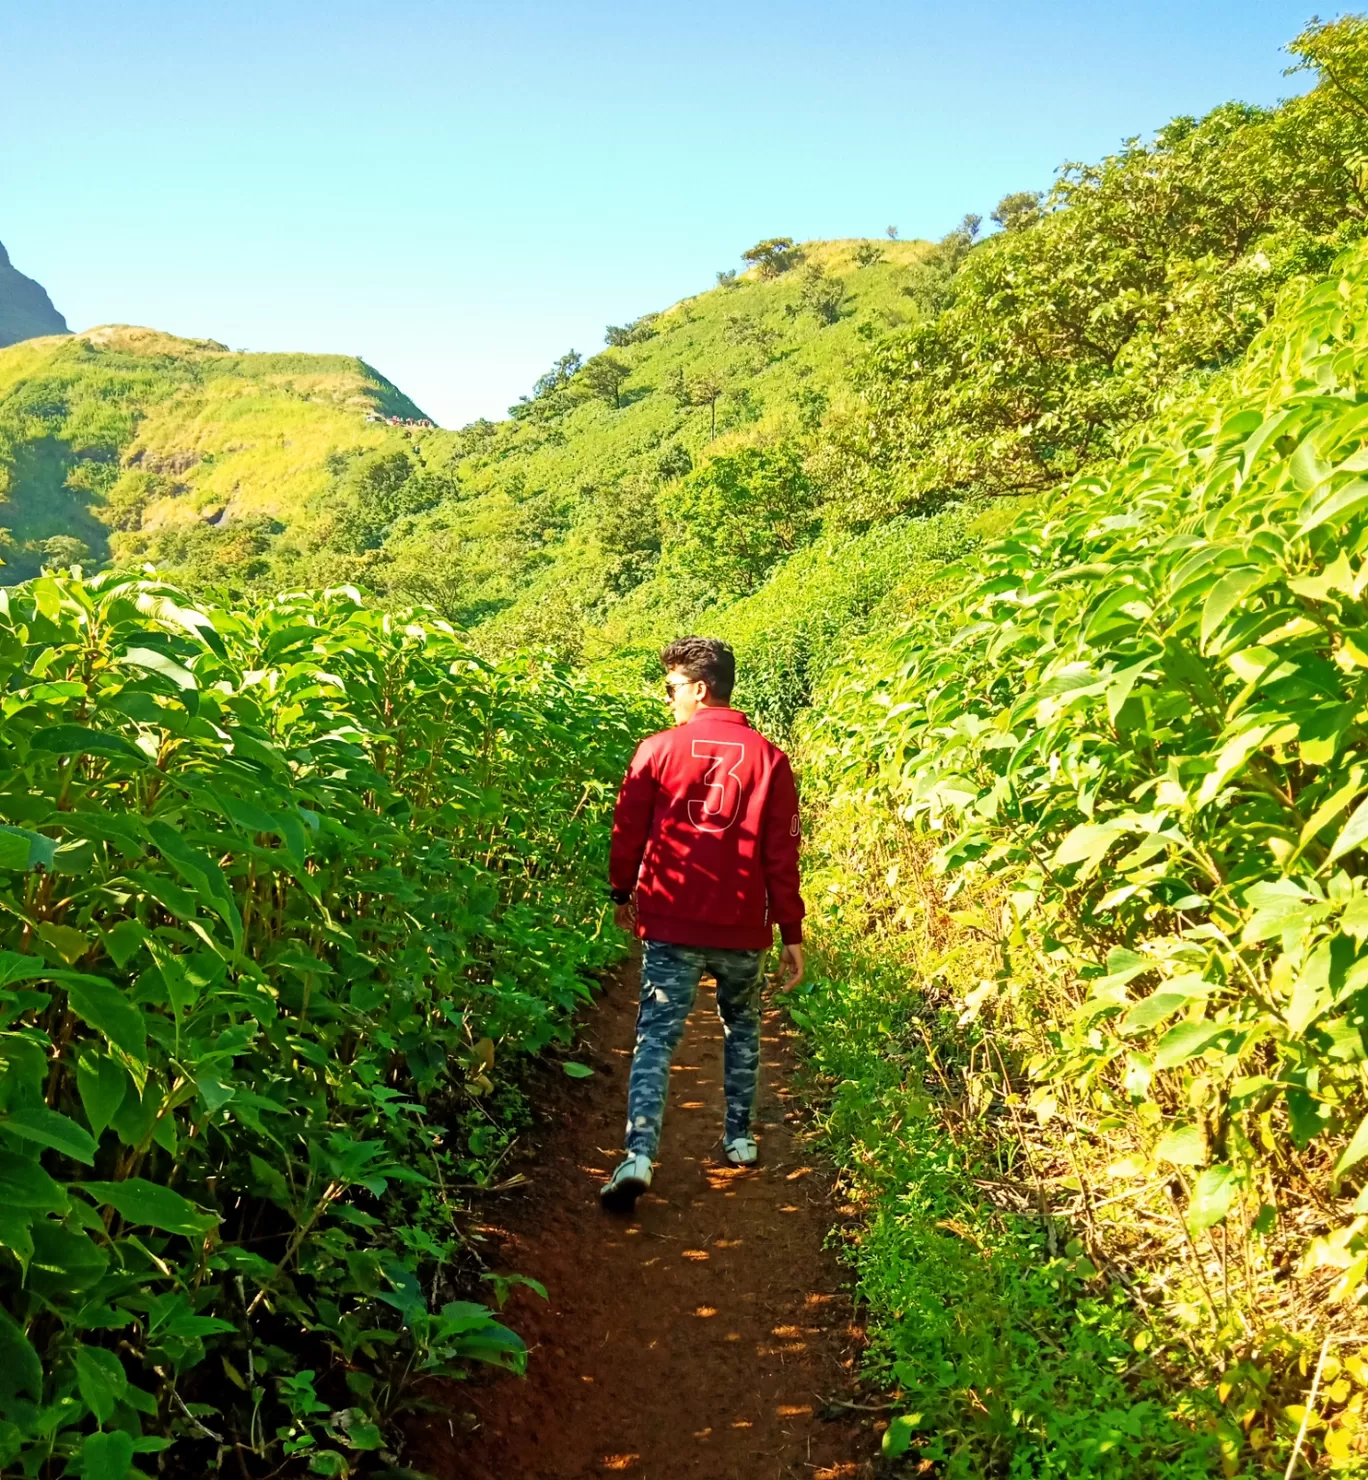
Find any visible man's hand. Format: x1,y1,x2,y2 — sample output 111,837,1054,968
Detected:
613,899,637,934
775,943,804,991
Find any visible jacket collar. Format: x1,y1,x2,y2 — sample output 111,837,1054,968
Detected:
684,707,751,727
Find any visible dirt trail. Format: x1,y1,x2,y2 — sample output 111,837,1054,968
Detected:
417,959,874,1480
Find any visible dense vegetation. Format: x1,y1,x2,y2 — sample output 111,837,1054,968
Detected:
820,17,1368,524
0,245,933,633
0,570,647,1476
0,327,425,583
8,11,1368,1478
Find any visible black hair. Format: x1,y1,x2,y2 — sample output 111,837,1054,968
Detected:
660,635,736,701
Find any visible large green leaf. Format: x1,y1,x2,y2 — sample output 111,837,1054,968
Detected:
80,1429,134,1480
0,1106,97,1165
1155,1124,1206,1167
1328,794,1368,866
1153,1021,1227,1071
77,1049,131,1140
0,1150,69,1211
1187,1164,1238,1232
27,1219,110,1295
116,645,197,691
0,830,29,872
75,1343,128,1423
0,1207,36,1273
28,724,146,764
60,974,147,1063
0,824,56,873
1336,1111,1368,1179
0,1308,41,1402
1200,568,1264,650
1298,475,1368,535
83,1178,218,1237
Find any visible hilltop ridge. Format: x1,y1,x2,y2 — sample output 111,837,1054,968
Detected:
0,238,68,348
0,325,426,581
0,236,932,618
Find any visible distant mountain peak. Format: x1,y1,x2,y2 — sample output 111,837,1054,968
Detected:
0,238,69,348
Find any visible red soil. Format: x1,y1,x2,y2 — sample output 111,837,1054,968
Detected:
413,959,877,1480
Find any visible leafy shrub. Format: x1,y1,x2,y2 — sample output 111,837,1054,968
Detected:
716,509,977,741
741,238,804,278
0,572,648,1476
792,936,1220,1478
604,314,658,347
817,17,1368,526
802,239,1368,1470
657,443,816,599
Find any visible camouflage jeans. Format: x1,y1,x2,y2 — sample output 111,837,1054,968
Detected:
624,938,764,1159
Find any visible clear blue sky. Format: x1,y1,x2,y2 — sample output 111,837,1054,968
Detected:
0,1,1324,427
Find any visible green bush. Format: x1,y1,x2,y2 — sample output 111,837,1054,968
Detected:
793,937,1219,1478
816,16,1368,526
716,508,980,741
658,442,816,600
0,572,648,1476
801,237,1368,1472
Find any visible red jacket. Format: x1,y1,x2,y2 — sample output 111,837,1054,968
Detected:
609,707,805,950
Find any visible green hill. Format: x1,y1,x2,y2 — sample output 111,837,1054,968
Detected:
0,241,933,621
0,238,67,348
0,326,426,581
3,14,1368,1479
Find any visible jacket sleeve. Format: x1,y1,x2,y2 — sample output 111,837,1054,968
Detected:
608,740,657,894
760,754,806,945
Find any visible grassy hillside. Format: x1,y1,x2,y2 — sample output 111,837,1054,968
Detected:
0,243,936,634
3,12,1368,1479
391,239,930,621
0,326,425,582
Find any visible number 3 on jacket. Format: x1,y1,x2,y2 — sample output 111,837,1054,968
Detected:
687,739,745,832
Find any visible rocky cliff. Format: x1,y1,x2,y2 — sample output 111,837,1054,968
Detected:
0,238,68,347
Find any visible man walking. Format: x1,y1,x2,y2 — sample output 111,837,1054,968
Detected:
601,636,805,1212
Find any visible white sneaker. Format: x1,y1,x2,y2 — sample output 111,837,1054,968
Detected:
600,1153,653,1211
724,1136,757,1166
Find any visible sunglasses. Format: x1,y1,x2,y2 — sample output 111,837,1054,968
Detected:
665,679,697,697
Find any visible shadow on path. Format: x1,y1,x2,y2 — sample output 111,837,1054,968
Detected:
414,958,874,1480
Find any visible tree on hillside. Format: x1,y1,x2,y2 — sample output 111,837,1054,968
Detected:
816,17,1368,527
657,443,816,597
799,263,847,325
716,268,738,288
581,353,631,408
897,213,984,316
533,350,582,398
689,371,725,439
723,314,782,363
793,382,828,434
886,225,899,240
510,350,582,419
605,314,658,347
854,242,885,267
37,535,91,570
665,365,691,410
991,190,1043,232
594,474,662,595
720,385,764,433
458,418,497,455
1287,12,1368,114
742,237,804,278
656,443,692,480
324,448,436,552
